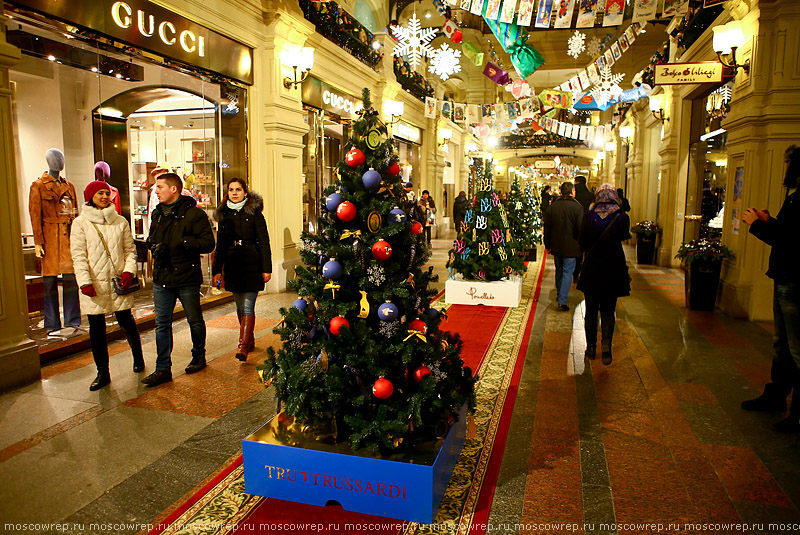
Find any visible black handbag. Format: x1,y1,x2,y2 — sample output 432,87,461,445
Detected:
91,222,141,295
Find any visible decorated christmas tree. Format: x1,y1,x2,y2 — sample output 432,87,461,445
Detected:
446,158,526,281
524,182,544,244
504,176,542,253
261,89,476,452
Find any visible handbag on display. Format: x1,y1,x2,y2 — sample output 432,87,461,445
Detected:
90,222,141,296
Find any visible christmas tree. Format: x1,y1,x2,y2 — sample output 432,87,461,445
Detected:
524,181,544,244
504,176,542,253
261,89,476,452
446,158,526,281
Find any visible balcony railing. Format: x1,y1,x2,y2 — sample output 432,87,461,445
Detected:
300,0,383,70
393,57,434,101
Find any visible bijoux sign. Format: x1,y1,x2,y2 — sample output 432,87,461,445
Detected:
8,0,253,84
654,62,724,85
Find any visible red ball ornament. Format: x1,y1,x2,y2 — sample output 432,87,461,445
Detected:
408,319,427,335
371,240,392,261
411,221,424,235
346,148,366,168
413,365,432,383
336,201,357,222
388,162,401,175
329,315,350,335
373,377,393,399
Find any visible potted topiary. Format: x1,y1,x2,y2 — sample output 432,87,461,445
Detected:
675,238,734,310
631,221,662,264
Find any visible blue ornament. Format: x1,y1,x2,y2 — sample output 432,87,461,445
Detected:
326,193,343,211
377,301,399,321
322,260,343,279
389,207,407,224
425,308,440,318
362,168,382,189
292,298,307,311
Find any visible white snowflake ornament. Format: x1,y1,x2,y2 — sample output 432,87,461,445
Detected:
585,37,603,58
429,43,462,81
567,31,586,59
591,66,624,107
392,14,437,70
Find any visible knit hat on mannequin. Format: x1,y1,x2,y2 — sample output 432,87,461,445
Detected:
84,180,110,202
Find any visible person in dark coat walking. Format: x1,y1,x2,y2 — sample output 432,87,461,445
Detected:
453,191,468,232
741,145,800,433
577,184,631,365
213,178,272,362
544,182,584,311
616,188,631,212
142,173,216,387
541,185,552,214
574,175,593,212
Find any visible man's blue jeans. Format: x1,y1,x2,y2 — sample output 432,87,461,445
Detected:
772,283,800,392
153,285,206,371
553,256,577,306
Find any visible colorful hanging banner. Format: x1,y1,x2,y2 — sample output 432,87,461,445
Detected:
633,0,658,22
663,0,689,17
499,0,518,24
535,0,554,29
554,0,577,29
517,0,536,26
576,0,600,28
603,0,625,27
485,0,502,20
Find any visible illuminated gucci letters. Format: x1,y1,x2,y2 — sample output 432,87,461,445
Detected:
111,2,205,57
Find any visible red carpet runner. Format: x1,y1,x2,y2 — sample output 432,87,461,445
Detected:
148,256,545,535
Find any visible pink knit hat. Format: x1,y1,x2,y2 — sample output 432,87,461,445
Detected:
84,180,111,202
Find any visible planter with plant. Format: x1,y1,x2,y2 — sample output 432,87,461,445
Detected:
631,221,662,264
675,239,734,310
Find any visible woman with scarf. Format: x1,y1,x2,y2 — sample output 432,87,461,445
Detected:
577,184,631,365
212,178,272,361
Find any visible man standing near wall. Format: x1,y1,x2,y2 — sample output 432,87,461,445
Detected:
544,182,584,311
574,175,593,212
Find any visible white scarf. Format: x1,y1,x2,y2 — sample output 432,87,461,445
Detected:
227,197,247,211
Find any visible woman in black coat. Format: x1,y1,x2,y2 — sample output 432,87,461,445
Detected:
212,178,272,361
577,184,631,365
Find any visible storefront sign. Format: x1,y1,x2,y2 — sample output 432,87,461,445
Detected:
535,160,556,169
394,121,421,144
8,0,253,84
654,62,724,85
302,77,362,120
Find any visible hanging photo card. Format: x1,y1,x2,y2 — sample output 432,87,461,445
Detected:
460,0,472,9
579,125,588,140
578,70,591,90
558,122,567,137
535,0,554,29
587,125,595,141
506,102,518,120
619,34,629,53
441,100,453,119
482,104,493,119
425,97,438,118
454,103,466,123
604,49,615,66
470,0,487,16
663,0,689,17
467,103,480,124
595,55,607,71
633,0,658,23
518,0,536,26
494,102,507,121
587,63,601,85
555,0,577,29
499,0,518,23
611,42,622,61
603,0,625,27
624,26,636,44
576,0,599,28
485,0,502,20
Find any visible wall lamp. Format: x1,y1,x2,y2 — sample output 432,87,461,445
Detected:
648,93,669,123
438,127,452,148
280,46,314,89
712,20,750,74
618,125,633,145
384,99,404,125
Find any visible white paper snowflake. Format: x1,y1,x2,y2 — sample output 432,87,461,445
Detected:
429,43,462,81
567,31,586,59
392,14,437,70
585,37,603,58
591,66,625,107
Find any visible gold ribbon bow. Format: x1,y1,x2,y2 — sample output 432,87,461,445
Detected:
324,282,341,299
403,330,427,343
377,184,396,196
340,229,362,240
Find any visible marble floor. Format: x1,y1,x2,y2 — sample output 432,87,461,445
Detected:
0,235,798,535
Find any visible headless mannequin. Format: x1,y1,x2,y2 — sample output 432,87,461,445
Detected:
35,148,65,258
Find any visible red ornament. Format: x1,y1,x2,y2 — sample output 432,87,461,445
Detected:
388,162,401,175
413,365,432,383
408,319,427,335
451,30,463,43
336,201,357,222
411,221,424,235
371,240,392,261
346,148,366,168
372,377,393,399
329,315,350,335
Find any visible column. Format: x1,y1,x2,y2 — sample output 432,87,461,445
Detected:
656,84,684,267
626,103,648,222
0,8,39,390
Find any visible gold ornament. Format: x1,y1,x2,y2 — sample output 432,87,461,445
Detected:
358,290,370,318
319,348,329,372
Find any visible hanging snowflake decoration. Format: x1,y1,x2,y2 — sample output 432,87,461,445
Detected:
585,37,603,58
392,14,437,70
567,31,586,59
379,319,400,338
367,264,386,286
429,43,462,81
591,66,625,107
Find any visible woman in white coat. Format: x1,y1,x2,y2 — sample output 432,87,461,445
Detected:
71,181,144,390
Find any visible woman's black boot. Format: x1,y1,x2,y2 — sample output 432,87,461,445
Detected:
89,368,111,391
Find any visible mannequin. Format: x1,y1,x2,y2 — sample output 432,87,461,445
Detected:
29,148,81,335
94,161,122,215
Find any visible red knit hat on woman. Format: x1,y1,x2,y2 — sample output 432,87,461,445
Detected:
84,180,111,202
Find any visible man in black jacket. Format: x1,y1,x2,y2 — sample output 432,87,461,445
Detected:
142,173,216,387
544,182,584,311
453,191,468,232
574,175,593,212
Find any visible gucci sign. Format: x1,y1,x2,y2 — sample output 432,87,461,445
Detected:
111,1,205,57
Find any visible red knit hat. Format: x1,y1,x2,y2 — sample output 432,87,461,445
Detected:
84,180,111,202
